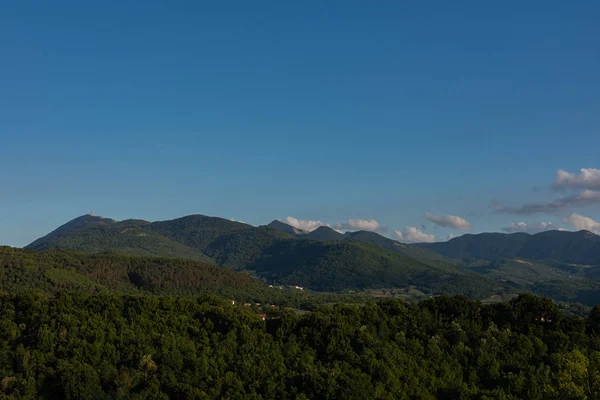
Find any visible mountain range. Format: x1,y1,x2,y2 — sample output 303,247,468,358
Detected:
418,230,600,265
22,213,600,304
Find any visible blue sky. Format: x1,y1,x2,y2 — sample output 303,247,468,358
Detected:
1,1,599,246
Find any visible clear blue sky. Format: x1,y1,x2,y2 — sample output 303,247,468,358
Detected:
2,1,600,246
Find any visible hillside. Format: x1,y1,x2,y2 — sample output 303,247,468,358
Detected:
419,230,600,265
303,226,345,241
27,215,214,263
266,220,308,236
0,246,258,298
146,215,254,251
2,246,375,308
250,240,511,298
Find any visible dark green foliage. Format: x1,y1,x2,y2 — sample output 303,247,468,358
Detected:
0,246,258,298
0,247,371,309
0,292,600,399
204,226,295,269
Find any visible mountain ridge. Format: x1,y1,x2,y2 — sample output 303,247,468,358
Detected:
23,214,600,303
418,229,600,265
25,214,507,298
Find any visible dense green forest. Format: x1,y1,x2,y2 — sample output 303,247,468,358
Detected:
0,247,366,310
251,240,510,298
0,292,600,399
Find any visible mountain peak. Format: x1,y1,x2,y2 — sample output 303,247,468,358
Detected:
303,226,344,241
267,220,307,235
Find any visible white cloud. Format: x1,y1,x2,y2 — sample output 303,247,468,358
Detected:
335,219,386,232
393,227,437,243
554,168,600,190
501,221,562,234
283,216,387,233
563,213,600,234
348,219,380,231
283,216,329,232
424,213,472,230
447,233,456,240
492,190,600,215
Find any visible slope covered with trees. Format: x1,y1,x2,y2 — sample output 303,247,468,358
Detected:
419,230,600,265
1,292,600,399
252,240,511,298
0,246,258,299
26,215,214,263
1,247,371,308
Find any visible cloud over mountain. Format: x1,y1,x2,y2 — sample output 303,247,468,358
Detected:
563,213,600,234
501,221,562,234
424,213,472,230
283,217,329,232
283,217,387,233
334,219,387,233
393,227,437,243
554,168,600,190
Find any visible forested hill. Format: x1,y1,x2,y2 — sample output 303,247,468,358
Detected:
0,246,341,307
1,291,600,399
26,215,503,297
418,229,600,265
26,215,215,263
251,239,510,298
24,214,600,302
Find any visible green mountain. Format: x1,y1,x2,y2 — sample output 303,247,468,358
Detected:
146,217,507,298
1,246,373,307
303,226,345,241
267,220,456,264
146,215,254,251
251,239,512,298
26,215,214,263
29,214,600,303
147,216,295,269
27,214,508,298
419,230,600,265
343,230,456,264
0,246,259,298
266,220,308,236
